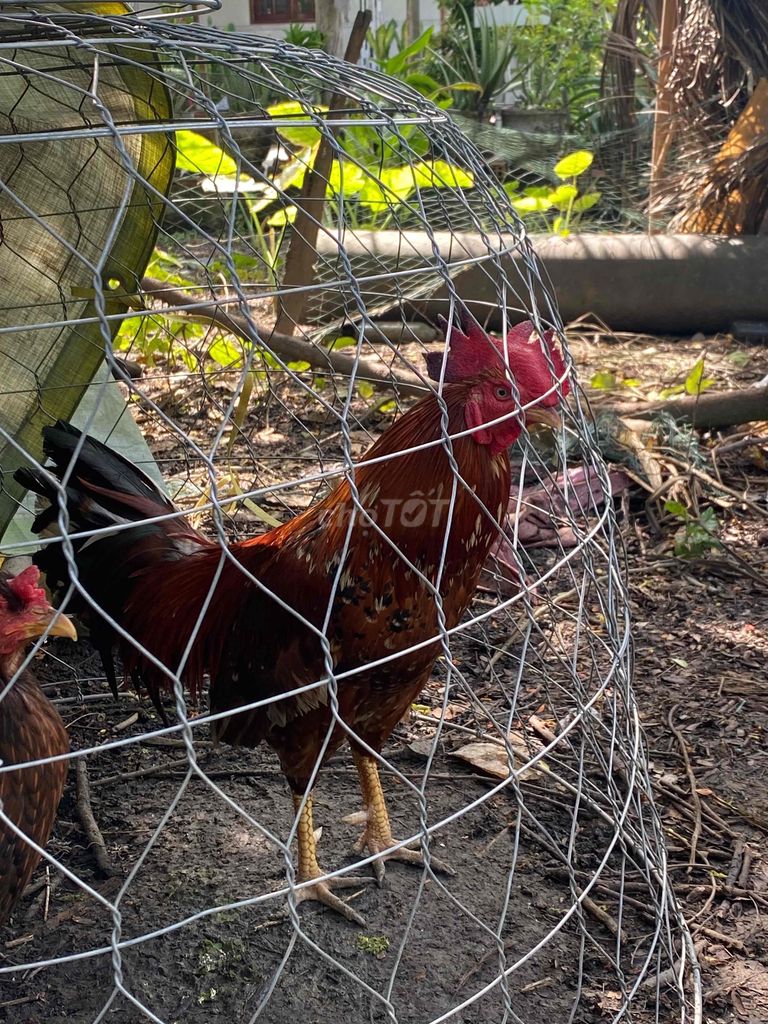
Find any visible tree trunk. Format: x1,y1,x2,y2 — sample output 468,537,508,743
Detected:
316,0,361,59
405,0,421,45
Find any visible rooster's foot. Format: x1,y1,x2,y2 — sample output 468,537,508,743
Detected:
293,874,374,926
352,826,455,884
350,752,455,883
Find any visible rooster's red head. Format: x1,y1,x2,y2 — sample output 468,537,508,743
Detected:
426,313,569,454
0,566,77,660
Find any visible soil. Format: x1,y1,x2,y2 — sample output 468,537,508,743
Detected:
1,325,767,1024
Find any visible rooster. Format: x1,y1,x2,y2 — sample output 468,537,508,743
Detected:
16,316,568,924
0,566,76,924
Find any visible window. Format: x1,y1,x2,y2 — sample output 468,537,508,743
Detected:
251,0,315,23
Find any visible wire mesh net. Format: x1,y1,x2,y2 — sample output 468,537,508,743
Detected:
0,10,701,1023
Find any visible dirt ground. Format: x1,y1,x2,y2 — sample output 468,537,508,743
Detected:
1,325,766,1023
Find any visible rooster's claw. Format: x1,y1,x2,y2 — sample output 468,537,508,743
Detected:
353,832,455,884
293,875,375,926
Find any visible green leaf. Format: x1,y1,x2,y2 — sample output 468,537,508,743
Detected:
327,334,358,350
357,380,375,399
548,184,578,210
327,159,366,198
414,160,473,190
621,377,641,387
384,27,433,75
553,150,594,179
265,206,297,227
512,195,553,214
664,500,688,519
175,131,240,177
503,181,521,196
659,384,685,399
178,346,198,372
267,100,328,148
590,370,616,390
523,185,552,199
571,191,601,212
378,399,397,413
684,357,715,395
286,360,311,372
208,336,243,369
359,166,415,210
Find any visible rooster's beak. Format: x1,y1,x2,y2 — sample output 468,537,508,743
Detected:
22,608,78,642
526,407,562,430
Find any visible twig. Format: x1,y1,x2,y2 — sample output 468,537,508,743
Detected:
640,940,706,991
724,839,745,888
43,865,50,923
114,712,139,732
737,845,756,889
685,872,718,924
141,736,215,750
654,779,737,837
690,923,747,953
89,757,191,789
140,278,424,397
0,994,42,1009
3,933,35,950
667,705,703,870
528,714,558,745
662,453,768,518
74,760,116,877
581,893,628,944
520,977,553,994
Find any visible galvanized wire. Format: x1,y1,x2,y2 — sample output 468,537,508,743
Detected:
0,11,701,1024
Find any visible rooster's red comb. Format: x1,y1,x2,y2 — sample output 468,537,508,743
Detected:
7,566,46,606
427,314,569,399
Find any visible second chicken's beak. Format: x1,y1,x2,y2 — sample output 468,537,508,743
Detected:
22,608,78,642
526,406,562,430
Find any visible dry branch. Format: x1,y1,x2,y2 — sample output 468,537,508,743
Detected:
139,278,424,397
74,760,115,876
605,382,768,427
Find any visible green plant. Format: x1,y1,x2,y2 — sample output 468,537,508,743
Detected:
432,6,521,116
367,21,480,107
511,0,617,126
506,150,601,235
664,501,721,559
659,357,715,399
357,934,389,956
283,23,325,49
265,100,474,230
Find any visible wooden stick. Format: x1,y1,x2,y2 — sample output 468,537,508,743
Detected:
274,10,373,335
139,277,424,396
649,0,679,222
667,705,702,871
75,760,115,877
605,382,768,428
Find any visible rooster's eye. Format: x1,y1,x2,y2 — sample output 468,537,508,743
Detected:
495,386,509,400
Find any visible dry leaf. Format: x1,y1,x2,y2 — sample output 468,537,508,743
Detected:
408,736,437,759
451,733,543,781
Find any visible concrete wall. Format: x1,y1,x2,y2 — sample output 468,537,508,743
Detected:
204,0,528,41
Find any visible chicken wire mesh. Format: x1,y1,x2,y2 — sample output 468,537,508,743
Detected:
0,8,703,1024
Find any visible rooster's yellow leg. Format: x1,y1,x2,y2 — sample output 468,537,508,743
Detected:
291,792,373,926
352,750,455,884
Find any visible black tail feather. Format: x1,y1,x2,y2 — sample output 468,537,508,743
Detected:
13,420,203,710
